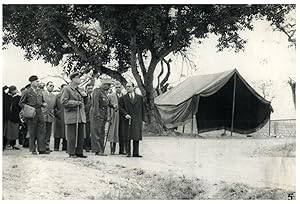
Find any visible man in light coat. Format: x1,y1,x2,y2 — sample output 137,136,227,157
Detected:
42,81,56,152
61,72,87,158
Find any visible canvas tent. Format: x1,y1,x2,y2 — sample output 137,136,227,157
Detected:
154,69,273,134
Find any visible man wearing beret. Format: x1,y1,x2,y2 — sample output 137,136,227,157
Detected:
61,72,87,158
19,75,49,155
90,78,115,156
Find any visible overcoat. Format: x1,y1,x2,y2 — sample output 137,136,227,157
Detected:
119,93,145,141
107,92,119,143
54,93,65,138
42,91,57,123
60,84,86,125
6,95,22,140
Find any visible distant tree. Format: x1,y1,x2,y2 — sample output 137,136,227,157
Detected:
288,78,296,109
3,4,294,132
252,80,276,102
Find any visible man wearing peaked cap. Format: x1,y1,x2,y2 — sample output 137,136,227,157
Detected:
90,77,115,156
61,71,87,158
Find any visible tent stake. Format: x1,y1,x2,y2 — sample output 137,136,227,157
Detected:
231,73,237,136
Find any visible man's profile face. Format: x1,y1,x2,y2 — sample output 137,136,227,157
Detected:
115,84,122,94
32,80,39,88
102,83,111,91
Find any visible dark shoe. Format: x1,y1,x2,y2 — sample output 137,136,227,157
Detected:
46,149,53,152
95,152,107,156
127,154,131,157
32,151,37,155
119,152,126,155
12,146,20,150
69,155,77,158
85,149,90,152
54,149,59,151
76,154,87,158
39,151,50,154
133,155,143,158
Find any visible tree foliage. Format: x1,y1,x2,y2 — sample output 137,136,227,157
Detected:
3,4,295,129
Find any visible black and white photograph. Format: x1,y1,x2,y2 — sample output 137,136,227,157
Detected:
1,2,296,200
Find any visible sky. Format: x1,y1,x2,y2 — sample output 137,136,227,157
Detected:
2,18,296,120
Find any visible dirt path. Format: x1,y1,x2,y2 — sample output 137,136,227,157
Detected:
2,136,295,199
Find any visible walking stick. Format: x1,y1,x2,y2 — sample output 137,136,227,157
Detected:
104,119,111,151
75,105,79,148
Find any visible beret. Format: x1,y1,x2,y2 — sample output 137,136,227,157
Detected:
29,75,38,82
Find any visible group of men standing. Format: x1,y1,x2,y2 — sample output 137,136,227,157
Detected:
3,72,145,159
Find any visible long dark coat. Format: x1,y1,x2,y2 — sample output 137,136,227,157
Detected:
119,93,145,141
54,93,65,139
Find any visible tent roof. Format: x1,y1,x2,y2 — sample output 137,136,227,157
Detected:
155,69,269,106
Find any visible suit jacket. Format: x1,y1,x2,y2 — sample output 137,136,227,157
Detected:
61,84,86,125
119,93,145,141
19,87,45,109
42,91,57,123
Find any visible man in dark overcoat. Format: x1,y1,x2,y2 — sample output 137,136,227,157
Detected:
53,84,67,151
61,72,87,158
119,82,145,157
83,83,93,152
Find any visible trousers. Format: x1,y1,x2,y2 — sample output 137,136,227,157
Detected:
66,123,85,156
45,122,52,150
27,110,46,152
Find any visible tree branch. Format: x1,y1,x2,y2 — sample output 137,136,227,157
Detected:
130,34,146,96
137,50,147,77
160,58,171,92
52,26,89,61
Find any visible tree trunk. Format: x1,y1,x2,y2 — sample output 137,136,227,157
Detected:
143,63,165,133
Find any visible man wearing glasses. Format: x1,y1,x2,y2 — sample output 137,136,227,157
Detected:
42,81,56,152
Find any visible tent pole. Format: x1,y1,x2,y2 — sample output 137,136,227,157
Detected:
230,73,237,136
191,107,194,136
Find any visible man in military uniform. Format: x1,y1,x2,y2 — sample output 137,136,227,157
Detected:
90,78,114,156
61,72,87,158
19,75,49,155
